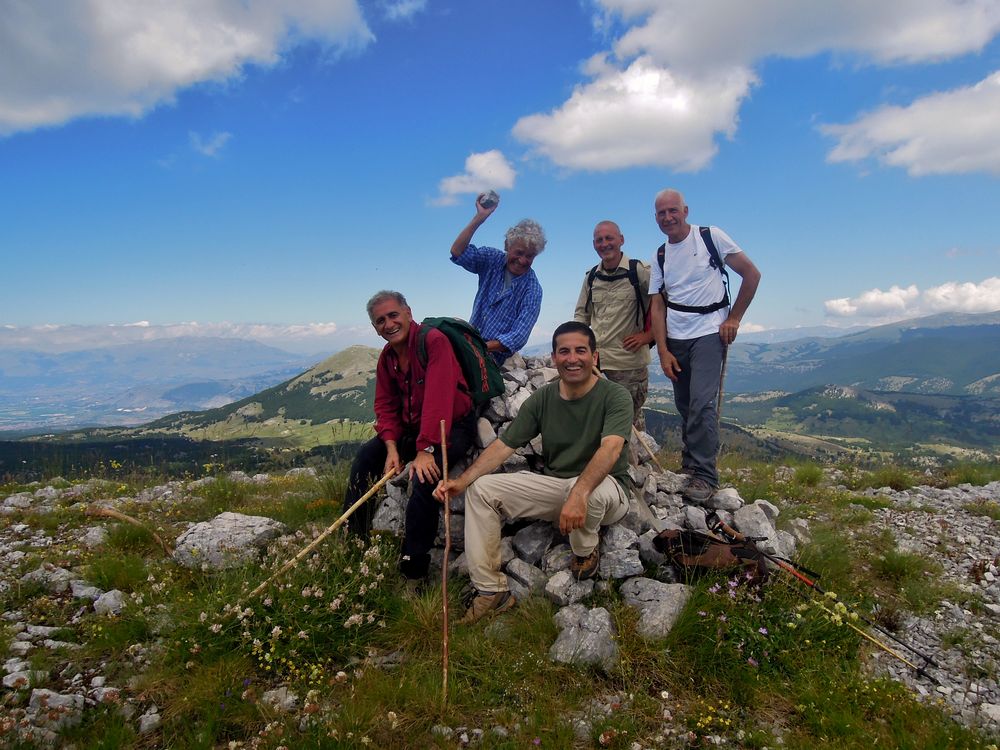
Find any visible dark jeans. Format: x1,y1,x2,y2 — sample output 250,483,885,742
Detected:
342,412,476,579
667,333,724,487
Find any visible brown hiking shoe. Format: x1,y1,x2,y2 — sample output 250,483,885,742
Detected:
683,477,716,504
570,548,600,581
458,591,516,625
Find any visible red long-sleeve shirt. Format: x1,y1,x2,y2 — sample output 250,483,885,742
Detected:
374,322,472,451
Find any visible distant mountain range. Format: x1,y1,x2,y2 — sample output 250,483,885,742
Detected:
54,346,381,448
0,337,316,431
7,311,999,458
654,311,1000,396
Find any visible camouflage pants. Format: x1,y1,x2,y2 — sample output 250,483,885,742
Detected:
603,367,648,432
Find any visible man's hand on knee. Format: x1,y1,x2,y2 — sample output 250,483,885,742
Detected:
410,451,441,484
559,491,588,535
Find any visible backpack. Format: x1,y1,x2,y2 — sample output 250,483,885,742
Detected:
652,528,769,582
416,317,505,405
655,226,731,314
584,258,649,328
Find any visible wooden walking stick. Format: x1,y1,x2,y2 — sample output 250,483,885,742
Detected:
439,420,451,706
244,470,394,602
632,424,665,474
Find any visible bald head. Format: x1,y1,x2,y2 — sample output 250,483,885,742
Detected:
592,220,625,270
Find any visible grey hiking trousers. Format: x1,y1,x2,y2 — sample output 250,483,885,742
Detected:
667,333,724,487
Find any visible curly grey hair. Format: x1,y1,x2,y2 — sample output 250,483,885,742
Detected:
366,290,409,321
504,219,547,253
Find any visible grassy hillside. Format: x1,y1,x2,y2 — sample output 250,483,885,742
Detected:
718,314,1000,395
725,386,1000,453
44,345,382,449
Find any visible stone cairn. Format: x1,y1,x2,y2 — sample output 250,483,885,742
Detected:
369,353,796,669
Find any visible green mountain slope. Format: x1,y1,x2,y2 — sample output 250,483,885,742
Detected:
51,345,382,448
725,385,1000,451
702,312,1000,395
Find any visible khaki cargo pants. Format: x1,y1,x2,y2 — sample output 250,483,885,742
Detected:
464,472,629,593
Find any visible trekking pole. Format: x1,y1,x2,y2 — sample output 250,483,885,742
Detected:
440,420,451,707
244,470,395,602
717,343,729,426
632,425,665,474
807,594,931,677
706,512,939,675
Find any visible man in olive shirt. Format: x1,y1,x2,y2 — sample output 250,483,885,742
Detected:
574,220,654,430
434,321,633,624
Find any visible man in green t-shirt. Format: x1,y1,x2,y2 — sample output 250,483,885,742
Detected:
434,321,634,624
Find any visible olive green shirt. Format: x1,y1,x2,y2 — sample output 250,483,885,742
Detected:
499,378,633,488
573,253,653,371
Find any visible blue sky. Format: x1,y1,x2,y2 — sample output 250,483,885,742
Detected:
2,0,999,355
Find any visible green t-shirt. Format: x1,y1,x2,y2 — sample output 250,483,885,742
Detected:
499,378,633,487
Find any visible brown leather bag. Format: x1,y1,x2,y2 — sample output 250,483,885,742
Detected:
652,528,769,582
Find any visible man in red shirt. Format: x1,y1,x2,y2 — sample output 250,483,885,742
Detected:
343,290,476,587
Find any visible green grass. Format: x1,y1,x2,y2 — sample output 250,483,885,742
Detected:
964,499,1000,521
853,465,916,491
85,552,147,592
104,522,160,553
793,463,824,487
945,462,1000,486
6,459,1000,749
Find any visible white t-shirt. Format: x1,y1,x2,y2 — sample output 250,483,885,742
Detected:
647,224,743,340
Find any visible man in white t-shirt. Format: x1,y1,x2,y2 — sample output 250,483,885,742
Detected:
648,189,761,503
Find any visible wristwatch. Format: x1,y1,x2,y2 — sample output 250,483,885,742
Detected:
422,446,435,454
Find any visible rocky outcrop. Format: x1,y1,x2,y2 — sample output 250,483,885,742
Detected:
173,512,288,570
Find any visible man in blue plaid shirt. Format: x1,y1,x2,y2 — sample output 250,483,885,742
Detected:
449,194,545,364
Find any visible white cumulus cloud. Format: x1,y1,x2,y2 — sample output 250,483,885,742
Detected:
0,0,373,135
822,71,1000,176
825,277,1000,320
514,0,1000,172
382,0,427,22
189,130,232,157
433,150,516,206
513,56,753,172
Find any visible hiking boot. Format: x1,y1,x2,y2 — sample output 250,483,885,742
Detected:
683,477,716,504
458,590,516,625
570,548,600,581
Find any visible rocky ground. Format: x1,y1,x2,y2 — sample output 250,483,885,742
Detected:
1,353,998,746
864,480,1000,729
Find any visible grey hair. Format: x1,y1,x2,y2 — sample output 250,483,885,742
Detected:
504,219,547,252
654,188,687,208
366,290,408,321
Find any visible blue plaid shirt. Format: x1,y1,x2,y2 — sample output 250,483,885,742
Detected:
452,244,543,364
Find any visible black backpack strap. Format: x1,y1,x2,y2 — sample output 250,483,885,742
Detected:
655,244,666,292
626,258,647,327
699,226,731,307
415,323,429,369
585,264,599,313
